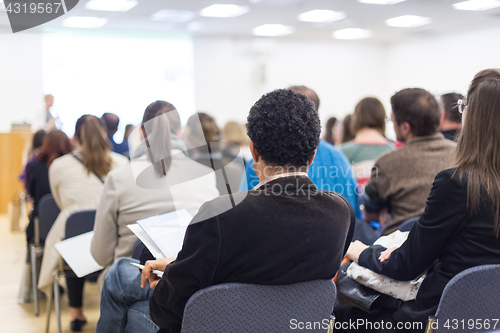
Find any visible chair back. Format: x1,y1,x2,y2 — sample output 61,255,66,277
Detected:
64,210,96,239
433,264,500,333
38,194,60,242
181,280,336,333
398,216,420,232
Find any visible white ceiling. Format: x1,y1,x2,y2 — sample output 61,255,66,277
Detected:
1,0,500,44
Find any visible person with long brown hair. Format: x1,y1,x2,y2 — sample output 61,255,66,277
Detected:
341,69,500,332
341,97,395,186
26,130,72,245
38,115,128,332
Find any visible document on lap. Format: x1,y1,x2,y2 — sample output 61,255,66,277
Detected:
55,232,104,278
128,209,193,259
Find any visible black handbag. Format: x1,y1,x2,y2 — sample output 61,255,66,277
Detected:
337,262,403,314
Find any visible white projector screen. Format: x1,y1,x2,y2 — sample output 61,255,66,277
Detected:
42,32,196,140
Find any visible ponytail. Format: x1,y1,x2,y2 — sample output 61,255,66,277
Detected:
141,103,174,177
75,115,112,178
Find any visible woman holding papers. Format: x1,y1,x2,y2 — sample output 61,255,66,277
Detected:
38,115,128,332
342,69,500,332
95,89,355,333
91,102,219,289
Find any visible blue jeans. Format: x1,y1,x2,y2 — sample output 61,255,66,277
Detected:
95,257,158,333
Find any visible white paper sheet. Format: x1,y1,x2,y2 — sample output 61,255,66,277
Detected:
55,232,104,278
127,223,165,259
137,209,192,259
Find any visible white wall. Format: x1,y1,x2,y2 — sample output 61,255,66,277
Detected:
2,22,500,134
0,34,44,132
193,37,388,128
386,22,500,100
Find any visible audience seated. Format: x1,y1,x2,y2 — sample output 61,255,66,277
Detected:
91,101,219,287
341,97,395,186
38,115,128,332
239,85,361,218
183,112,244,196
26,130,72,246
341,68,500,332
101,112,129,158
323,117,337,146
363,88,456,235
439,92,464,141
95,88,355,333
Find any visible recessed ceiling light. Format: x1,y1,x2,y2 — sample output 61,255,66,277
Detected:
453,0,500,11
385,15,431,27
85,0,137,12
150,10,195,22
200,4,249,18
333,28,373,40
253,24,295,37
62,16,108,28
298,10,347,23
358,0,406,4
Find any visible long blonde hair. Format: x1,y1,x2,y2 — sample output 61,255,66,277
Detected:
75,115,112,178
456,69,500,237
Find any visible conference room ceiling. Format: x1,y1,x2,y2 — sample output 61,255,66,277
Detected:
1,0,500,43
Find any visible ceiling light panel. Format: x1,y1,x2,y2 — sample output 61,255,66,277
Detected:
298,10,347,23
200,4,249,18
385,15,431,27
358,0,406,4
150,10,195,22
333,28,373,40
62,16,108,28
453,0,500,11
85,0,137,12
252,24,295,36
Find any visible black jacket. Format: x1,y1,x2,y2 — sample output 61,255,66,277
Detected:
150,175,355,333
26,159,51,244
359,168,500,326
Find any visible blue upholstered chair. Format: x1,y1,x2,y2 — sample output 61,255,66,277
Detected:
46,209,97,333
425,264,500,333
181,280,337,333
31,194,60,316
125,280,337,333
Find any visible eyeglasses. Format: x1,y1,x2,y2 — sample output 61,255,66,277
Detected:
457,99,467,114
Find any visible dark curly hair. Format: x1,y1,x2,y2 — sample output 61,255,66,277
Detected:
246,89,321,168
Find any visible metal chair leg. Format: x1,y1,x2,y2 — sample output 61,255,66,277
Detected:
31,244,39,316
54,275,62,333
45,280,53,333
327,314,336,333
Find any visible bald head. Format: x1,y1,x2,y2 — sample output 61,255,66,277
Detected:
288,85,320,111
101,112,120,135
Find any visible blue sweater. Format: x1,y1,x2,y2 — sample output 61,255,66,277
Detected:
238,140,361,218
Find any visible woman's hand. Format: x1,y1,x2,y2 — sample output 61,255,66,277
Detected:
140,258,175,290
378,247,399,262
346,241,369,264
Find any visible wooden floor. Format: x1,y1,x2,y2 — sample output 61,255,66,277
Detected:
0,215,100,333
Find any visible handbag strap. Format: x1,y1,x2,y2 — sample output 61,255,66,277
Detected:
71,153,105,184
